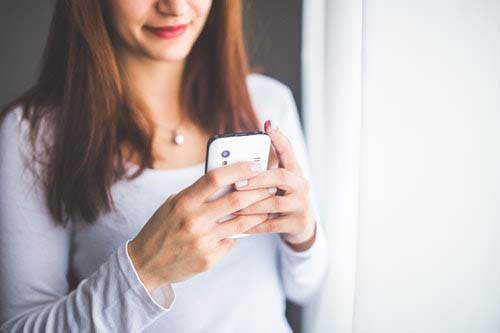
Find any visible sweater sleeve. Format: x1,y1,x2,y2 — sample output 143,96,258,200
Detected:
273,87,329,306
0,107,175,332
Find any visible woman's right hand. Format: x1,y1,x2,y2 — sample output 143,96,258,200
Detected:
127,161,271,292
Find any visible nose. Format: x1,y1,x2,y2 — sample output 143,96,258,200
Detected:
156,0,188,16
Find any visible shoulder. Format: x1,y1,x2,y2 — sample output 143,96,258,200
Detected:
0,103,49,178
246,73,294,101
0,104,28,154
0,104,34,197
246,73,298,124
0,104,24,130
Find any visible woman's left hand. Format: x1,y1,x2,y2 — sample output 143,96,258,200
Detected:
233,120,317,251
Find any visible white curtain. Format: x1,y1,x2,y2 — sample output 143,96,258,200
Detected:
302,0,363,332
301,0,500,332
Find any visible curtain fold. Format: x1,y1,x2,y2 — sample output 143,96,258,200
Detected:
301,1,364,332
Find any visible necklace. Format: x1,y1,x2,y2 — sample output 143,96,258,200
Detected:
156,115,186,146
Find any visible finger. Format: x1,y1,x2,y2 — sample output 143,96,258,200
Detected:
214,213,268,240
203,188,273,222
244,215,292,235
187,161,263,202
233,194,301,215
234,167,304,193
206,238,238,269
217,237,238,253
264,120,301,174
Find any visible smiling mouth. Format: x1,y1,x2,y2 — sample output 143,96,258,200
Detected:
144,24,188,39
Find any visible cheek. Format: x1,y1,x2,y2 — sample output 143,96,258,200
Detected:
190,0,213,22
188,0,213,37
107,0,151,38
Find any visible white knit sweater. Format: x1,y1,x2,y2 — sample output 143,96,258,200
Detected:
0,74,328,332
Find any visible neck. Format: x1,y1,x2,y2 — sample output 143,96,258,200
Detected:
118,48,186,126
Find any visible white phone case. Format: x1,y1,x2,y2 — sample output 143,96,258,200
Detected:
205,131,271,238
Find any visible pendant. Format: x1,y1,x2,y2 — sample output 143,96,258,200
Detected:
173,131,185,145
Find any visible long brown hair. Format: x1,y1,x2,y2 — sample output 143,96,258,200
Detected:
0,0,266,225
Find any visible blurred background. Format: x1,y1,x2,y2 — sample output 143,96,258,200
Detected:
2,1,500,333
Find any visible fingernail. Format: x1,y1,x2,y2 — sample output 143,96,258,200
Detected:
268,187,277,195
235,179,249,188
250,162,262,172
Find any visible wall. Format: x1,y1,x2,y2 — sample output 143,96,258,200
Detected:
0,2,54,108
243,0,303,116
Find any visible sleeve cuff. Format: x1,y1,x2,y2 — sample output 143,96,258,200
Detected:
277,220,328,304
118,240,176,313
277,222,323,259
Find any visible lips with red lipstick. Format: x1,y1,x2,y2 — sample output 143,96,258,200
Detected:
144,24,188,39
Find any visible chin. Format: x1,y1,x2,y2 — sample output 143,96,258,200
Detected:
149,46,193,62
159,53,190,62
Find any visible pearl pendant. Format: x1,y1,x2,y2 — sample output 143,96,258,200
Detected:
173,132,185,145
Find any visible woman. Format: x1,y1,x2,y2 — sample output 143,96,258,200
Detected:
0,0,327,332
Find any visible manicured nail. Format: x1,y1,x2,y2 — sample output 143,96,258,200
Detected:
250,162,262,171
235,179,249,188
268,187,277,195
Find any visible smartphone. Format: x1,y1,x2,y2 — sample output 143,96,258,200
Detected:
204,131,271,238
